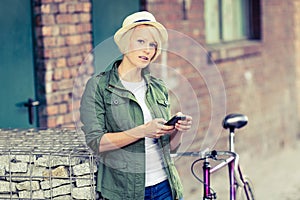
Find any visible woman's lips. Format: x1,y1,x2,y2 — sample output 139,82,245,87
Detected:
139,56,149,61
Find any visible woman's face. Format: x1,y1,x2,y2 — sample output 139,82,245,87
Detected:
125,25,158,68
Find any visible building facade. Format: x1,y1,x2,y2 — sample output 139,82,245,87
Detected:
0,0,299,162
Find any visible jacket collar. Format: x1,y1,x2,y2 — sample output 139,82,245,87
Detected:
107,60,152,90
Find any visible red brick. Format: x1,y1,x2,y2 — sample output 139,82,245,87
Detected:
56,37,66,46
41,4,58,14
82,2,91,12
70,67,78,77
68,46,82,55
46,93,62,105
77,23,91,33
53,69,63,80
58,3,68,13
60,25,77,35
54,47,69,57
67,55,83,66
56,14,79,24
42,26,59,36
64,113,73,124
79,13,91,23
56,115,64,126
35,15,54,26
65,35,82,45
84,43,93,52
45,71,54,81
59,79,74,90
62,68,71,79
47,116,57,128
62,92,72,102
56,58,67,68
75,3,83,12
43,37,57,47
46,104,59,115
67,4,76,13
81,33,92,43
59,104,68,114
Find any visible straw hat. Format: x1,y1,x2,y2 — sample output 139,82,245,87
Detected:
114,11,168,60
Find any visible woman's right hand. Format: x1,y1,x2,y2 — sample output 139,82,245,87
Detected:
141,118,175,138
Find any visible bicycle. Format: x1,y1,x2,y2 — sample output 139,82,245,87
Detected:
172,113,255,200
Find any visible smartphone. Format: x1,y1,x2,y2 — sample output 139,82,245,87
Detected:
164,115,186,126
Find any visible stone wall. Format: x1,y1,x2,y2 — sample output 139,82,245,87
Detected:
0,129,98,199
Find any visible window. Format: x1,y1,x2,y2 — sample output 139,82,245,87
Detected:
205,0,261,44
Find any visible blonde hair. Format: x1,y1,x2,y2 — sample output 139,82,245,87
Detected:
117,25,165,61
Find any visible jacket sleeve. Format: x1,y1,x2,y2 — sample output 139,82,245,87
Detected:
80,76,107,154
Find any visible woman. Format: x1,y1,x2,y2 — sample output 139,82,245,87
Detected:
80,11,192,200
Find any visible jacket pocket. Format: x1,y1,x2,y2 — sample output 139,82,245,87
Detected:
103,156,127,170
104,95,133,131
101,157,128,193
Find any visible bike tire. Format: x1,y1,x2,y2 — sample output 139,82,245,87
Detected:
237,176,255,200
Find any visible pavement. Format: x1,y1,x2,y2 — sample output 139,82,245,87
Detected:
247,142,300,200
176,141,300,200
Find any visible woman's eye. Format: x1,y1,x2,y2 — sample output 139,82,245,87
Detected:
149,43,157,48
137,39,144,44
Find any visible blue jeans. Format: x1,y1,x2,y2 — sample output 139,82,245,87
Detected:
144,180,173,200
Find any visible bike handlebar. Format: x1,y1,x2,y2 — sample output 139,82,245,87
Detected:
171,150,237,160
172,150,245,187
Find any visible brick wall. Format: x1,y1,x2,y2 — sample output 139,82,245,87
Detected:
32,0,300,150
147,0,299,154
33,0,93,128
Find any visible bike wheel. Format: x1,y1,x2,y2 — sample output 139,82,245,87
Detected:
237,176,255,200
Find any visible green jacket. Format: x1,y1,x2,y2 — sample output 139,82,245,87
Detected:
80,60,183,200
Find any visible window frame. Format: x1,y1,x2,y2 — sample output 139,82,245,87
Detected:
204,0,262,62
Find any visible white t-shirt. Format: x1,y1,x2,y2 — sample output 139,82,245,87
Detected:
120,78,167,187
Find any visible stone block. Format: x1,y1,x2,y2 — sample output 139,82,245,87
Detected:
43,166,69,179
16,181,40,191
44,184,72,198
41,178,73,190
75,175,95,187
36,155,80,167
19,190,45,199
72,186,96,199
72,162,97,176
0,181,16,193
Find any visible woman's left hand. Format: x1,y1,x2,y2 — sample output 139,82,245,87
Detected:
174,112,192,132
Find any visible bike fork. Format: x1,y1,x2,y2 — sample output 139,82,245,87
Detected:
203,161,215,199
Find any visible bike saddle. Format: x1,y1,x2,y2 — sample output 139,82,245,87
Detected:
222,113,248,130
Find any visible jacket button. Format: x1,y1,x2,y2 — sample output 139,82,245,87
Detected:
164,100,169,105
113,100,118,104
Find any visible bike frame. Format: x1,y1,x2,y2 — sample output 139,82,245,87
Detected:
203,153,237,199
172,114,252,200
202,128,251,200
